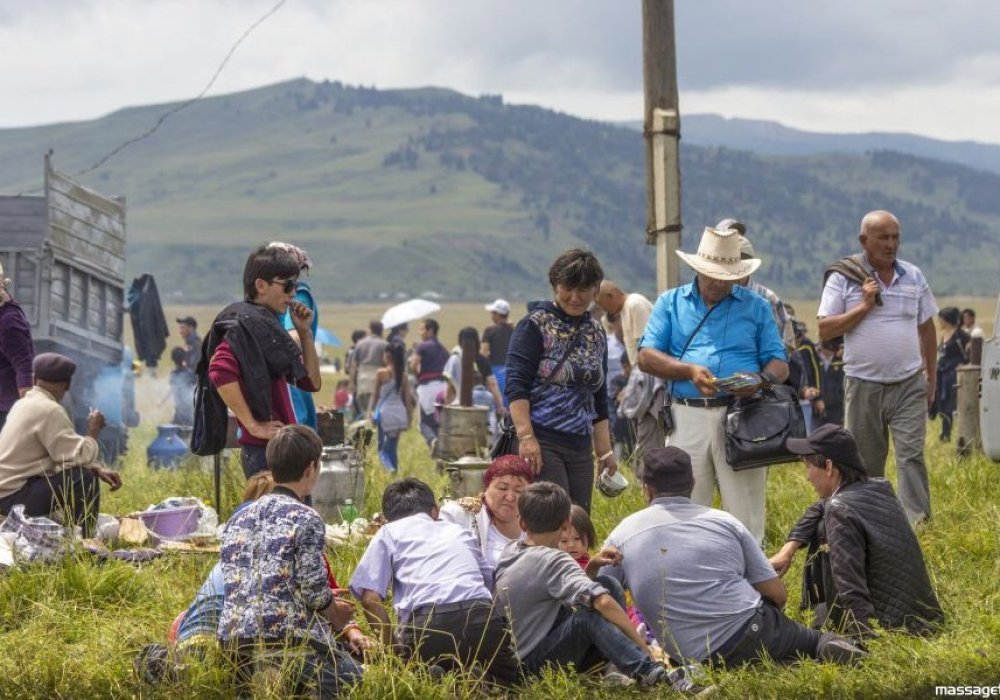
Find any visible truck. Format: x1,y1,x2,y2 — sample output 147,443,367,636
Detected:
0,154,138,461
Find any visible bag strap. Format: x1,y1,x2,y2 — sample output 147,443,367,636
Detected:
541,321,587,385
667,299,726,399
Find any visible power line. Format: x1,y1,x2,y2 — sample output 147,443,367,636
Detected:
17,0,287,196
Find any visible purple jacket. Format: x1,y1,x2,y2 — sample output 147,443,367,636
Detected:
0,299,34,411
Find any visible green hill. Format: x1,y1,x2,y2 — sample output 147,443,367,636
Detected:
1,78,996,302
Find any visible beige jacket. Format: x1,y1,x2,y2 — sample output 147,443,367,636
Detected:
621,292,653,367
0,387,100,499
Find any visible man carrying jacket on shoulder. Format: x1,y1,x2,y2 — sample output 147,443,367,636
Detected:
205,245,321,478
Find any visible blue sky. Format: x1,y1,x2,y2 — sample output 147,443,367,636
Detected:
2,0,999,142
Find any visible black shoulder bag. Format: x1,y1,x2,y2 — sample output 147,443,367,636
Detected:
490,321,587,459
724,380,807,471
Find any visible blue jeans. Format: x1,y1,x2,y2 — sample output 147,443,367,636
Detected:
492,365,509,407
521,576,657,679
377,424,399,472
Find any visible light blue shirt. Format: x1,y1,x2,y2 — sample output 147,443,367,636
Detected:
817,258,937,382
599,497,777,662
349,513,493,623
282,282,318,429
638,281,786,399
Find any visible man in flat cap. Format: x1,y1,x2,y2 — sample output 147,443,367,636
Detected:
598,446,865,667
0,353,122,535
638,226,788,542
770,424,943,638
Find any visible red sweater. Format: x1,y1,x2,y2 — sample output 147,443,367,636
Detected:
208,339,317,446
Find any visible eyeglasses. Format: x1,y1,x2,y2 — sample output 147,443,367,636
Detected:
269,278,297,294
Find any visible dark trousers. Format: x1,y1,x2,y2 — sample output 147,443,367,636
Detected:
522,575,657,680
710,600,821,667
0,467,100,537
226,637,362,700
240,445,269,479
538,438,595,513
399,600,520,686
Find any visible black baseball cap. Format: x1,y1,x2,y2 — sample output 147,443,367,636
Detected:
176,316,197,328
642,446,695,493
786,424,867,476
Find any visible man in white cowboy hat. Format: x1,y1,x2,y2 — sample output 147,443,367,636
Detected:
637,227,789,542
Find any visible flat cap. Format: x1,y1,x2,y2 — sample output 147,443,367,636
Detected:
33,353,77,383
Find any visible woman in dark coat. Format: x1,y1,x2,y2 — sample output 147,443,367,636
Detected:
932,306,969,442
504,249,615,513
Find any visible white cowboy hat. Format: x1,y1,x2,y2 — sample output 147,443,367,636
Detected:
676,227,761,281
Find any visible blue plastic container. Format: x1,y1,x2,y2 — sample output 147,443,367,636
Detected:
147,424,190,469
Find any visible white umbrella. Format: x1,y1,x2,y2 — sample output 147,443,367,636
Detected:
381,298,442,329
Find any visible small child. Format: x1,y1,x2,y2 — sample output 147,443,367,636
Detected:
558,504,599,570
334,380,351,412
350,478,520,686
559,504,656,646
494,482,672,687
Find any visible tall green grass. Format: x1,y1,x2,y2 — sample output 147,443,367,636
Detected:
0,420,998,698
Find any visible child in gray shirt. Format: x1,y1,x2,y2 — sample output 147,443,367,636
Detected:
493,482,674,687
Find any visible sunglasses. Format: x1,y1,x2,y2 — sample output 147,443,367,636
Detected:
269,278,297,294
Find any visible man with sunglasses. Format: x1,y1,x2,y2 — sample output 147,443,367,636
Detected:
204,245,321,478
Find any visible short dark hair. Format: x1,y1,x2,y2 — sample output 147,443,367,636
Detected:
351,329,367,344
423,319,439,336
265,425,322,483
242,245,300,301
382,478,437,521
518,482,572,534
548,248,604,291
804,453,867,487
370,320,384,336
568,504,596,550
961,308,976,320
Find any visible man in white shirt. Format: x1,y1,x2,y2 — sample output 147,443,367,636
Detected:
817,210,937,523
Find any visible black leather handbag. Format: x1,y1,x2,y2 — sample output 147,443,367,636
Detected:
724,384,806,471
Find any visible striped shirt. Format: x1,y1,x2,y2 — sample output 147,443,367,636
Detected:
817,258,936,382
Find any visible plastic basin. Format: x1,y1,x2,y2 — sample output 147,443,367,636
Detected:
138,505,200,540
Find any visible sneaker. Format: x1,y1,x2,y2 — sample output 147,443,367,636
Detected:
667,664,717,696
641,664,715,695
601,664,634,687
817,633,868,666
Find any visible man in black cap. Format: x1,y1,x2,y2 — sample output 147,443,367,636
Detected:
599,446,865,667
770,424,943,638
176,316,202,370
0,353,122,535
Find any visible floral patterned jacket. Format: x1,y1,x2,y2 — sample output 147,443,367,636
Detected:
218,488,333,644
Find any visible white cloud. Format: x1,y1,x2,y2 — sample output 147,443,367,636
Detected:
1,0,999,143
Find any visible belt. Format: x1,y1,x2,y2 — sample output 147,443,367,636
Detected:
673,396,730,408
409,598,493,619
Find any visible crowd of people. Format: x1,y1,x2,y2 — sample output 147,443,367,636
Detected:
0,209,968,697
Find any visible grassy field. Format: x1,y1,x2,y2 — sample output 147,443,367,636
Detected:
1,298,996,698
0,405,998,697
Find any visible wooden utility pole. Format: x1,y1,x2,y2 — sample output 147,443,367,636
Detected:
642,0,682,293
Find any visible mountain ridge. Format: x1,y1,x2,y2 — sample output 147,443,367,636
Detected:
1,78,996,302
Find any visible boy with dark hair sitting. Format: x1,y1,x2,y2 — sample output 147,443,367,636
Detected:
350,478,520,685
218,425,362,698
494,482,679,687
